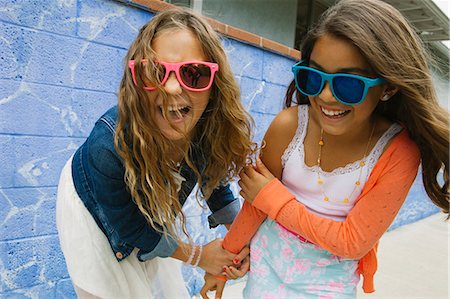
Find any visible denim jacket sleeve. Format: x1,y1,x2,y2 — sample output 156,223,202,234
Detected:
206,183,241,228
82,119,178,261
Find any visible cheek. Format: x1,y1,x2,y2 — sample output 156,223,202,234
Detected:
192,91,211,111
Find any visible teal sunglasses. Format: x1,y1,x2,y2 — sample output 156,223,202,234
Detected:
292,61,386,105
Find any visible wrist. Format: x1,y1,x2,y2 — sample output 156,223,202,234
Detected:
184,244,203,268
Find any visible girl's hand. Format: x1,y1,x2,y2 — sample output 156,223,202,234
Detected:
239,158,275,204
200,273,226,299
198,238,236,275
222,255,250,280
198,240,249,275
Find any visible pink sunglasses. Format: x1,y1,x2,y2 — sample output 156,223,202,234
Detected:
128,60,219,92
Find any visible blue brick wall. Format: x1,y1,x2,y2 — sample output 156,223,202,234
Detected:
0,0,439,297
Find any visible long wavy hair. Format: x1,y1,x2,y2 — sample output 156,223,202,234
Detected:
285,0,449,214
114,8,256,239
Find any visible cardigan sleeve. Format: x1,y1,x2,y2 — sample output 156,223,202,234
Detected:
252,131,420,259
221,200,267,254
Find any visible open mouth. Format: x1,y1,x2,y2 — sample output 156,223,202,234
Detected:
321,106,350,118
160,105,191,121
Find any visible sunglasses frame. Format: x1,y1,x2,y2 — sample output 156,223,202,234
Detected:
128,59,219,92
292,60,386,105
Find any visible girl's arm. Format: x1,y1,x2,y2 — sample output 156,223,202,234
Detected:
240,131,421,259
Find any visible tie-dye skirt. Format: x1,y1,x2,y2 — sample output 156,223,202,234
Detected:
243,219,360,299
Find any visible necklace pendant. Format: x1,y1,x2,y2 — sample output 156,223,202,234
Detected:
319,140,324,146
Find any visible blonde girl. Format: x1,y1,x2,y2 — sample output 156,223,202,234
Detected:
57,8,253,298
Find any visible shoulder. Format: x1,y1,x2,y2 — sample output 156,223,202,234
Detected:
388,129,420,160
375,129,420,174
86,107,124,173
261,106,301,178
265,106,299,141
98,105,119,133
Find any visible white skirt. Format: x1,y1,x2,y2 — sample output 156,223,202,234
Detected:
56,157,191,299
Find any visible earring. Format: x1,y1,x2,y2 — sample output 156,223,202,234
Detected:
381,94,390,101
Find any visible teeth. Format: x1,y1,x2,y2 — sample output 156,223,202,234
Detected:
321,107,347,116
167,105,188,112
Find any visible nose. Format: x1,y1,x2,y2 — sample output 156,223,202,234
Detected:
317,80,337,103
163,72,182,95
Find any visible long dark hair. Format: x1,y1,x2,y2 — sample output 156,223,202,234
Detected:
285,0,449,214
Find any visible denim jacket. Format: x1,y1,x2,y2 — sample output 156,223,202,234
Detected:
71,106,240,262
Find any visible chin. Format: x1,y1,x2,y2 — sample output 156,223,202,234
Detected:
161,130,186,141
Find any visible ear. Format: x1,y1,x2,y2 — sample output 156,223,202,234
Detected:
381,85,399,101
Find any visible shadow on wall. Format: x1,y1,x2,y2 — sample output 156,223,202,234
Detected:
0,0,440,298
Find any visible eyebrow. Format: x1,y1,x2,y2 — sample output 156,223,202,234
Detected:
309,60,373,76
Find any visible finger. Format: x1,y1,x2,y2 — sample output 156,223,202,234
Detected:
227,266,246,279
239,190,247,200
243,165,255,177
215,281,226,299
233,247,250,264
255,157,273,178
238,258,250,273
223,266,239,280
200,284,210,299
237,179,244,189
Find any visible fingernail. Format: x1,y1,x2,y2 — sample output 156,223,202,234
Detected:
223,266,227,271
233,258,240,264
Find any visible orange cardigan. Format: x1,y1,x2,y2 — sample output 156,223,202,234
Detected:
222,130,420,293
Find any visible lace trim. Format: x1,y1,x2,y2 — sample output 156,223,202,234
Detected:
281,105,309,168
301,123,402,177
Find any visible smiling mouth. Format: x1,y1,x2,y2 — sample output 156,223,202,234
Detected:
321,106,350,118
160,105,191,120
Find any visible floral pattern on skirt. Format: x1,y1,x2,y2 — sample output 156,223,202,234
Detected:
243,219,359,299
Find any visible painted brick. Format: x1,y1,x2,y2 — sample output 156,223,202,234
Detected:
71,90,118,137
252,81,285,115
0,79,116,138
239,76,265,111
263,50,296,85
224,38,264,80
55,279,76,299
72,42,126,92
0,187,57,240
0,235,66,293
250,111,277,144
0,22,81,85
0,0,77,36
1,284,56,299
0,23,33,81
0,80,73,136
0,136,82,188
0,136,15,187
78,0,153,49
0,22,126,92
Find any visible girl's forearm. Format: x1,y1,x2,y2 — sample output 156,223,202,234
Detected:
222,201,267,254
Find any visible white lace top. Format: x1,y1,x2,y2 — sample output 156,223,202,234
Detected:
281,105,402,221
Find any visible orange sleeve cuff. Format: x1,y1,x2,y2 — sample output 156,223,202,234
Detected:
252,178,295,219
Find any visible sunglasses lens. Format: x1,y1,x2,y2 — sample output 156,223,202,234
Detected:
180,63,212,89
296,69,322,95
137,61,165,88
333,76,365,104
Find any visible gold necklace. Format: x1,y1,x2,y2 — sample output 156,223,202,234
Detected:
316,122,376,203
